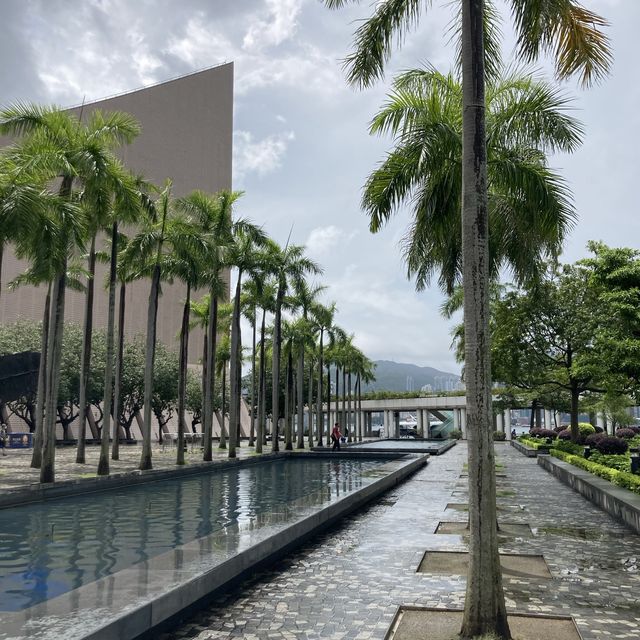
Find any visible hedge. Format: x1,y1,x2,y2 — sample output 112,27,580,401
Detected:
550,448,640,495
518,436,550,450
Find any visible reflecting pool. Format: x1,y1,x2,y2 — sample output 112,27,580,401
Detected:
0,456,387,611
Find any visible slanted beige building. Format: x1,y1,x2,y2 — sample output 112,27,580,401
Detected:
0,63,234,361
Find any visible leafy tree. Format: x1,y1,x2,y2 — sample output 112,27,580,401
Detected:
491,266,605,441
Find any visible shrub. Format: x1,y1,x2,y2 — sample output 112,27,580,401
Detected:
449,429,463,440
557,429,572,440
578,422,596,436
553,439,583,455
532,428,556,439
493,431,506,441
630,426,640,435
551,449,640,495
585,432,606,446
616,428,637,440
529,428,542,437
589,451,631,473
594,425,605,433
554,425,566,433
594,436,628,455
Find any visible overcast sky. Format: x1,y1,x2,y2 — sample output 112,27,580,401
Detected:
2,0,636,375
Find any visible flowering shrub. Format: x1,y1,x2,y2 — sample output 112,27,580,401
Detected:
615,428,636,440
557,429,572,440
594,436,628,455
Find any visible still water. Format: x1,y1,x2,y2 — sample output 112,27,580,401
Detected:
0,456,387,611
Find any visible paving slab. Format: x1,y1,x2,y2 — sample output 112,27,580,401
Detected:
389,609,580,640
417,551,552,579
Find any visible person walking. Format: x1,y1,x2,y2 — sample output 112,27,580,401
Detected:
331,423,342,451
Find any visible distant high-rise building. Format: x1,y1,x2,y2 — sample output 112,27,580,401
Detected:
0,64,234,361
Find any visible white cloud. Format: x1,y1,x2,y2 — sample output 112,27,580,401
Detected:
243,0,303,52
233,129,295,182
306,225,358,257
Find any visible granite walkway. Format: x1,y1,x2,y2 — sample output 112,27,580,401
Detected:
158,443,640,640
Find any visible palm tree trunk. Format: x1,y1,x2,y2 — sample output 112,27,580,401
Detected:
326,363,331,444
31,283,50,469
357,375,363,442
256,308,266,454
284,350,292,450
307,360,314,449
97,224,118,476
296,347,304,448
220,362,227,447
316,329,324,445
176,282,191,465
460,1,510,637
112,281,126,460
40,265,66,483
271,285,284,452
347,371,353,442
203,290,218,461
139,263,161,471
341,367,346,434
249,310,257,446
76,234,96,464
229,274,242,459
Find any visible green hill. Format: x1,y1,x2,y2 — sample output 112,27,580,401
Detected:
363,360,461,392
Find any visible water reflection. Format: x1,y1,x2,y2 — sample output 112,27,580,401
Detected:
0,457,385,611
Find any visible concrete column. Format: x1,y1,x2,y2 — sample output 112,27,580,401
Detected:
597,412,606,433
504,410,512,440
393,411,400,438
383,410,390,438
416,410,424,438
496,412,504,433
544,409,553,430
453,408,460,437
460,408,467,439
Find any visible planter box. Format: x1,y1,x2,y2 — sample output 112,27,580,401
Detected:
538,455,640,534
511,439,549,457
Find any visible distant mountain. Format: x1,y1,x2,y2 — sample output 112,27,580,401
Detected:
363,360,461,393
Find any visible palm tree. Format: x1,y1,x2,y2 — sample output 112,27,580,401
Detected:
322,1,611,636
363,67,582,294
266,240,321,452
163,209,211,466
254,279,277,454
226,221,267,459
178,191,237,461
310,302,338,446
121,181,179,471
291,281,327,447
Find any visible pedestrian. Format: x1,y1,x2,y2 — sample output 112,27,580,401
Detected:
0,423,8,456
331,423,342,451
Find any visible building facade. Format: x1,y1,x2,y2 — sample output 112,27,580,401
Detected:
0,63,234,361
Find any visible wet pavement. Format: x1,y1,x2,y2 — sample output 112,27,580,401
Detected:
159,443,640,640
0,442,273,491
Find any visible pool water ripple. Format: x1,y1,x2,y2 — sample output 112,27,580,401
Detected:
0,457,385,611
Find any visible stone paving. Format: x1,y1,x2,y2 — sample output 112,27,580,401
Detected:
158,443,640,640
0,441,274,491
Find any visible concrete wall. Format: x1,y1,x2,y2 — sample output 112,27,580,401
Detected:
0,63,234,361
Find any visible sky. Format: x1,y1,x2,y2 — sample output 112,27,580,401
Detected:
2,0,637,375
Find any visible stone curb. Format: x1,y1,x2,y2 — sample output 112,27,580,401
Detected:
538,455,640,534
511,439,550,457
